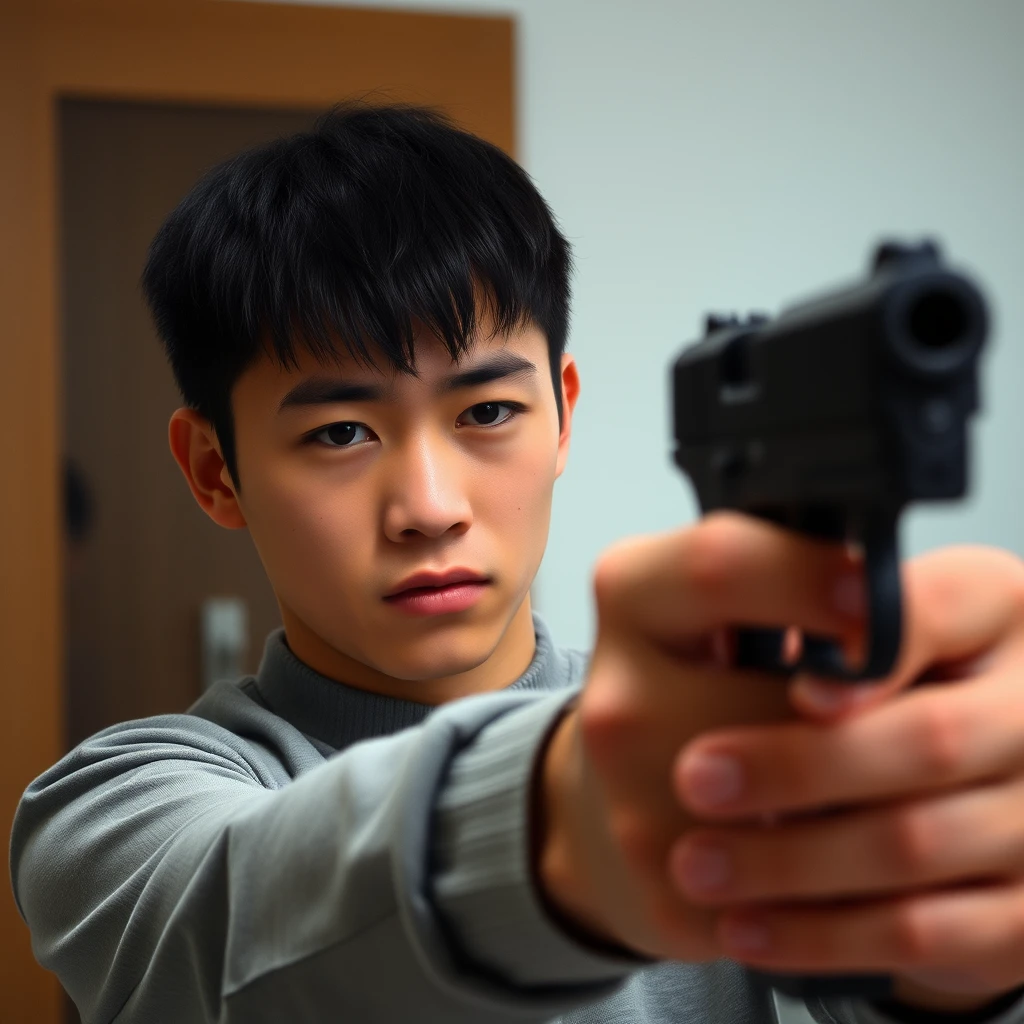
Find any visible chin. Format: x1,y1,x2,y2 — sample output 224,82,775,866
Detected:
371,620,500,681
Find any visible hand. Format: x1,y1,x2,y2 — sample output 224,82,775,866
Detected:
668,543,1024,1013
535,511,866,962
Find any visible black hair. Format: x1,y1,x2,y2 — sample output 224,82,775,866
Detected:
141,102,573,486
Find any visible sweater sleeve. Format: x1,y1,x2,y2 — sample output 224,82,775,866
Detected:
430,686,653,989
10,687,638,1024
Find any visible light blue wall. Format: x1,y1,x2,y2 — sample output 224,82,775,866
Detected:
252,0,1024,650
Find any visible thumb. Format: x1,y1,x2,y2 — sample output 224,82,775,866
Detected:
790,673,895,720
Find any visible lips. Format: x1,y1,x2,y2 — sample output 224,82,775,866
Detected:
384,568,490,599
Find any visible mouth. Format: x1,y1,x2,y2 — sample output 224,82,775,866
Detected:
383,569,492,617
384,568,491,600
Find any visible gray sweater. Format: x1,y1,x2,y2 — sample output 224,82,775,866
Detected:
10,616,1024,1024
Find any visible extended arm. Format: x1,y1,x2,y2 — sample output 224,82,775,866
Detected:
11,687,633,1024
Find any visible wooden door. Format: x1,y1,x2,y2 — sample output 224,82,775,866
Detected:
61,99,320,747
0,3,514,1019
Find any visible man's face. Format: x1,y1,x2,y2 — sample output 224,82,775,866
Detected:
227,321,576,697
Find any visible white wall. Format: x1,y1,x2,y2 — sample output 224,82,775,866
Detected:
253,0,1024,650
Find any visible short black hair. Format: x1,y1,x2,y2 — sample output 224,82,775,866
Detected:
142,102,573,485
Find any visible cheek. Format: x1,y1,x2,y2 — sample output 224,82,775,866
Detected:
242,464,374,606
477,429,559,543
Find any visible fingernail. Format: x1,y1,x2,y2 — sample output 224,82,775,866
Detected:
722,916,771,952
834,572,866,617
674,843,732,894
682,753,744,808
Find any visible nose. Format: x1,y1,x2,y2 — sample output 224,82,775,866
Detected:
382,432,472,542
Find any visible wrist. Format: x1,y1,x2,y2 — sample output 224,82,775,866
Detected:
532,705,625,952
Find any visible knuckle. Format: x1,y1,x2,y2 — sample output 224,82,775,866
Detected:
914,702,966,780
890,903,937,964
613,813,661,874
884,810,938,877
592,539,643,613
914,566,964,641
578,695,635,764
591,547,625,612
683,515,746,599
758,729,816,811
913,545,1024,637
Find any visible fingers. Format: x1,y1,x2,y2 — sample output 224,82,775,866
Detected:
710,882,1024,1001
594,511,864,645
789,545,1024,722
894,546,1024,675
670,777,1024,907
674,662,1024,820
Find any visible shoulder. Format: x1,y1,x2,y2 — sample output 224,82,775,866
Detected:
27,678,326,804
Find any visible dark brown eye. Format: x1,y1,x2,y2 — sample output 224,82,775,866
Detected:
471,403,501,424
313,422,371,448
461,402,518,427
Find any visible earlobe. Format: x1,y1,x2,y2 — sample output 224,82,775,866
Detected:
168,408,247,529
555,354,580,478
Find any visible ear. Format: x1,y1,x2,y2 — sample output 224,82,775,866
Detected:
555,353,580,479
168,408,247,529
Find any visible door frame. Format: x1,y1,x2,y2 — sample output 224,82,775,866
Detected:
0,2,514,1016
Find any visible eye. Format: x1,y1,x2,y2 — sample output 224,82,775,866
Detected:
311,422,374,448
458,402,523,427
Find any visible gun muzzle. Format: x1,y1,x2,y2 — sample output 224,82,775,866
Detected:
885,273,987,378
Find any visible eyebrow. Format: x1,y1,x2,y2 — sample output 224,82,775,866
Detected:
278,352,539,411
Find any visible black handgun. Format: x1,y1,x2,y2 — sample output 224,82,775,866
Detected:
671,239,989,1001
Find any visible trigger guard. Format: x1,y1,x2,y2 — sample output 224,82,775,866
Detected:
798,512,901,682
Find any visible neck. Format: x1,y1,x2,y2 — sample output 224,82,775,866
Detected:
279,597,537,704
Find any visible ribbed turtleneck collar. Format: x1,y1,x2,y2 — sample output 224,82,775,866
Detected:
252,613,574,751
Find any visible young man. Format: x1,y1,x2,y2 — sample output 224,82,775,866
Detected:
12,105,1024,1024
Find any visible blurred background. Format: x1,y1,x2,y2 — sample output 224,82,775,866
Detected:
2,0,1022,1018
449,0,1024,650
